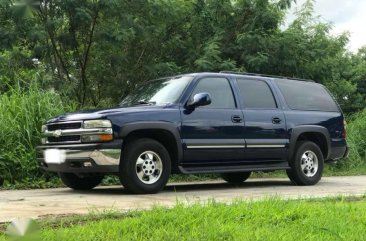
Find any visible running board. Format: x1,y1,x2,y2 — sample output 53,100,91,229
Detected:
178,162,290,174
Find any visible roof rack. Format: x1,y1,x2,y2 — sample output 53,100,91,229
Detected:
219,71,315,83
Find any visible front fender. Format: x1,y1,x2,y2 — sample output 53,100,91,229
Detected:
119,121,183,163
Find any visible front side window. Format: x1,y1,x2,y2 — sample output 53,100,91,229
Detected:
237,78,277,109
191,77,236,109
120,76,193,107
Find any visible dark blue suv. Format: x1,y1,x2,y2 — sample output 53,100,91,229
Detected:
37,72,348,194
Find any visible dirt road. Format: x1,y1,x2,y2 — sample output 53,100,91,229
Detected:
1,176,365,223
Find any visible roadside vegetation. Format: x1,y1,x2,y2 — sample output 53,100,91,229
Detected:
1,197,366,240
0,84,75,185
0,0,365,187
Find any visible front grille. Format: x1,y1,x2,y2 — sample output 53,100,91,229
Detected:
47,122,82,131
47,135,80,143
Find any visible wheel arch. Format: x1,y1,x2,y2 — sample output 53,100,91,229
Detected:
119,122,183,172
289,126,331,160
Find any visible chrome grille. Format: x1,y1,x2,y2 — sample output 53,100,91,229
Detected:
42,121,113,145
47,122,82,131
45,121,82,144
47,135,80,143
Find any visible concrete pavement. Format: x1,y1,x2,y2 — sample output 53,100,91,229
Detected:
1,176,365,223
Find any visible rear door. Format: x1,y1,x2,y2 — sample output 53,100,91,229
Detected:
235,77,288,161
180,76,245,164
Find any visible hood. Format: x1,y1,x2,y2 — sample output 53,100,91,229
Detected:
46,104,175,123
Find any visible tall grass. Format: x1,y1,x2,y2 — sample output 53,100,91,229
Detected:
336,109,366,170
0,84,75,183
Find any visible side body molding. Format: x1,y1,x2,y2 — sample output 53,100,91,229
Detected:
119,121,183,163
288,125,331,160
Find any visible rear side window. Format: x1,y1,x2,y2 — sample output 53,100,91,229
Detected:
276,79,339,112
237,78,277,109
192,77,236,108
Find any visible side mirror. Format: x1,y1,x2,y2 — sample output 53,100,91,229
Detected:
186,92,211,109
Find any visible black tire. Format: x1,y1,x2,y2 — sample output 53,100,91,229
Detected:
286,141,324,186
119,138,171,194
221,172,251,184
59,173,104,190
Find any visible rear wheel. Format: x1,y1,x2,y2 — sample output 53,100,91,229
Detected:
59,173,104,190
221,172,251,184
119,138,171,194
286,141,324,186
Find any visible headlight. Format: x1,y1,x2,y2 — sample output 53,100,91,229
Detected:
83,119,112,129
41,125,47,132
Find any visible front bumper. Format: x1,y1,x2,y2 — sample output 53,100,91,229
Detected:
37,140,122,173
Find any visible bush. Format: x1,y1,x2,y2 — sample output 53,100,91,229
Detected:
335,109,366,170
0,84,75,184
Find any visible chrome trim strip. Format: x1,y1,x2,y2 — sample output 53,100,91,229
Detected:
46,140,82,144
187,145,245,149
186,144,286,149
43,128,113,137
246,144,285,148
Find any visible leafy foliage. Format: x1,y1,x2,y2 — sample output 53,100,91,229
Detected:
0,0,364,110
335,109,366,170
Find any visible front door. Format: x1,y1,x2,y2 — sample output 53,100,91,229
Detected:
236,77,288,161
181,76,245,164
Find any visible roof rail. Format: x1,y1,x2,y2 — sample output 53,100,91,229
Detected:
219,71,315,82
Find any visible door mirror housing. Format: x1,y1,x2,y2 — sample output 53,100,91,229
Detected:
186,92,211,109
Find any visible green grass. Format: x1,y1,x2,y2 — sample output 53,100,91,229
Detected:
2,197,366,240
337,109,366,170
0,84,75,185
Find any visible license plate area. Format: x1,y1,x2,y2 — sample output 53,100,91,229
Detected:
44,149,66,164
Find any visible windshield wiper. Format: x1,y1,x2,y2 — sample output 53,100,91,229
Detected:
136,100,156,105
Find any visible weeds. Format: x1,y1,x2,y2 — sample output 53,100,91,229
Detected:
0,83,75,184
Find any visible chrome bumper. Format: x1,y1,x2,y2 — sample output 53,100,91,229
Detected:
57,149,121,166
40,149,121,166
37,140,123,173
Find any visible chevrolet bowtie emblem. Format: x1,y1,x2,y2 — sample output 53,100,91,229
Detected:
53,129,62,137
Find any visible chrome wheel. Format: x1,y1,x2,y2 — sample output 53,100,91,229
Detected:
135,151,163,184
300,150,318,177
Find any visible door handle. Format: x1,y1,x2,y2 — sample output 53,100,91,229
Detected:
272,117,282,124
231,115,243,123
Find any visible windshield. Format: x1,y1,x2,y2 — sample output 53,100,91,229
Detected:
120,76,193,107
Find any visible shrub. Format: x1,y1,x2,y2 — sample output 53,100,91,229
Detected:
0,84,75,183
336,109,366,170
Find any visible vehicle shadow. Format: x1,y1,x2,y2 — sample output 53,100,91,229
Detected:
67,179,292,195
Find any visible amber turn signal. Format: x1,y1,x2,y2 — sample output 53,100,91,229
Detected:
99,134,113,141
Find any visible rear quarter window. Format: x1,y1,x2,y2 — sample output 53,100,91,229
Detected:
275,79,339,112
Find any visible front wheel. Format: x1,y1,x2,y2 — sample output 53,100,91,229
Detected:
286,141,324,186
59,173,104,190
119,138,171,194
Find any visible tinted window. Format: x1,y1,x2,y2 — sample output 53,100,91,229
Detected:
276,79,339,112
237,78,277,109
192,77,235,108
